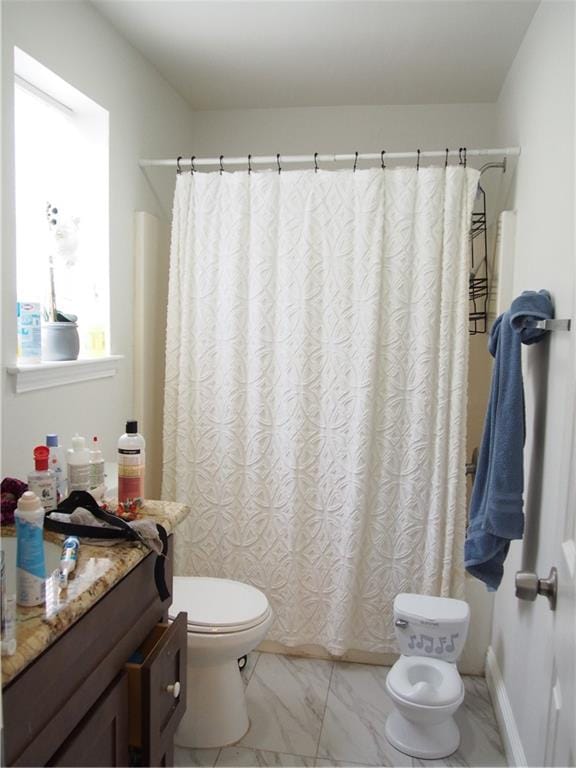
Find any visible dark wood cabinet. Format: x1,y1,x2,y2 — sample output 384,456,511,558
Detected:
49,674,129,767
3,535,187,767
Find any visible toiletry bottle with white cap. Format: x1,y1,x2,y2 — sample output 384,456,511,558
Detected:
67,435,91,492
15,491,46,606
89,436,105,491
46,433,65,501
117,420,145,519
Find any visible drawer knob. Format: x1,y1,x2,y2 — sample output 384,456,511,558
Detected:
166,681,181,698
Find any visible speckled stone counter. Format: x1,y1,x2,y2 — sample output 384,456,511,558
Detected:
1,500,189,687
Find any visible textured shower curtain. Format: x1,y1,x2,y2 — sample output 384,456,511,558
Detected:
163,165,479,654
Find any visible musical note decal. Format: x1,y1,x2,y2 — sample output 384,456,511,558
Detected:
435,637,447,654
423,635,434,653
408,635,417,649
445,633,459,653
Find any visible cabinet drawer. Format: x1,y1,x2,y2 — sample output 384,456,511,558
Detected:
125,612,187,764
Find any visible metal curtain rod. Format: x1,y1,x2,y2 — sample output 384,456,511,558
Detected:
139,147,521,169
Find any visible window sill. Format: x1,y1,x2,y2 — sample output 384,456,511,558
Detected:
6,355,123,393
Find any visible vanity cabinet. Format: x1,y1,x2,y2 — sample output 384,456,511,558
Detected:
3,535,187,767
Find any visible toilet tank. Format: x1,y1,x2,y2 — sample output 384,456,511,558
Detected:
393,593,470,663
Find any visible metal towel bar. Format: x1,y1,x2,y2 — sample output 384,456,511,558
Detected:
522,318,572,331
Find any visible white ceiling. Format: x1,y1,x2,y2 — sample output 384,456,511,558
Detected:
92,1,539,111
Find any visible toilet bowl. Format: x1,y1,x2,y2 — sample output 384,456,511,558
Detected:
169,576,273,749
385,594,470,760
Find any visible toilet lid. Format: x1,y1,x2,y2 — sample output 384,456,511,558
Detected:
386,655,464,707
169,576,271,634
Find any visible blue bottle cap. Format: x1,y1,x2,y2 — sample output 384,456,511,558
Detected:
46,434,59,447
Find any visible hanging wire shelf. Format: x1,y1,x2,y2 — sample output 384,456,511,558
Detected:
469,184,489,334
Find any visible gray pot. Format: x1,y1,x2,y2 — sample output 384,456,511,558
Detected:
42,322,80,361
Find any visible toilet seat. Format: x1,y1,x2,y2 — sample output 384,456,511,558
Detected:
387,655,463,707
170,576,271,634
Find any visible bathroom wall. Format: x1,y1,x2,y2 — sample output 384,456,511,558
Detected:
490,2,575,765
1,0,196,477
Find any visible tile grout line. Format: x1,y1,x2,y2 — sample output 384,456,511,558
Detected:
212,747,222,767
247,651,261,684
314,659,336,761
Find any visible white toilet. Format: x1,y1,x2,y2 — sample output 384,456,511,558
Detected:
385,593,470,760
169,576,273,748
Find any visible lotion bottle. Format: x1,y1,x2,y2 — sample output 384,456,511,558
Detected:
15,491,46,606
67,435,91,492
117,420,145,519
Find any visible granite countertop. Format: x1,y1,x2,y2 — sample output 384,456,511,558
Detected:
1,500,189,687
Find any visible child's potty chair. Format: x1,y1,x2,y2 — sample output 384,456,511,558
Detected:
385,593,470,760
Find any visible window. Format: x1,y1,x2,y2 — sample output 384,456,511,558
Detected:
14,48,109,360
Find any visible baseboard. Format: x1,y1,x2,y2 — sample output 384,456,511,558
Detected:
485,645,528,767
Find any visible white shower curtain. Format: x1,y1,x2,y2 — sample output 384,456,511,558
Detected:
163,165,479,654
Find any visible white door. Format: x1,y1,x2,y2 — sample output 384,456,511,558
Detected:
543,311,576,767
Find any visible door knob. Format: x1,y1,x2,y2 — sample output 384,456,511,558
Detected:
515,567,558,610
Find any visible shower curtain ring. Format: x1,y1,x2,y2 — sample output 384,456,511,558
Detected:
314,152,319,173
458,147,463,165
416,149,421,171
190,156,195,175
463,147,467,167
176,156,182,175
445,148,449,168
381,150,386,169
219,155,224,175
277,153,281,174
248,154,252,174
353,152,358,172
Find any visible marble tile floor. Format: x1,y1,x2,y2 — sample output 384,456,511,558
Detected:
175,653,507,768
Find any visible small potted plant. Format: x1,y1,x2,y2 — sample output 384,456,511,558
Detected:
43,203,81,361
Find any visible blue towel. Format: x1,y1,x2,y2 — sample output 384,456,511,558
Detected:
464,290,553,590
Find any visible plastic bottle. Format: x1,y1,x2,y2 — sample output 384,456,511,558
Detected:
67,435,91,492
15,491,46,606
117,420,145,519
89,436,105,491
27,446,57,512
46,434,65,501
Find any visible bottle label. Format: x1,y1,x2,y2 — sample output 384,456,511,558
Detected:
16,519,46,606
28,476,57,512
90,461,105,489
68,463,91,491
